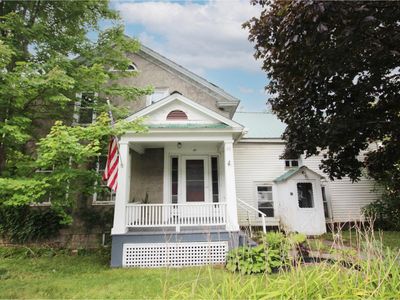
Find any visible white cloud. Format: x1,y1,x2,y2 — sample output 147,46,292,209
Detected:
239,86,255,94
116,0,262,73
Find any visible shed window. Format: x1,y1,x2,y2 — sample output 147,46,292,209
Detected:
297,182,314,208
257,185,274,217
167,110,188,120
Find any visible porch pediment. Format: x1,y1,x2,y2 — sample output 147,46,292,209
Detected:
125,93,244,130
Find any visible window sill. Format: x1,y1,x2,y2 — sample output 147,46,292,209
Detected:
92,201,115,206
30,202,51,207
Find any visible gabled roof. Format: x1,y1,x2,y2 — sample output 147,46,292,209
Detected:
125,93,244,130
137,44,240,111
233,112,286,139
274,166,324,183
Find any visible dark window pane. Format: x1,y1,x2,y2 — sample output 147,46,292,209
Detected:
96,186,115,202
322,186,330,218
186,160,204,202
257,186,272,192
211,157,219,202
171,157,178,201
297,182,314,208
259,208,274,218
212,195,219,203
291,160,299,167
285,160,290,167
79,94,95,124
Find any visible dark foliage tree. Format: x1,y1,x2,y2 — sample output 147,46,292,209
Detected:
244,0,400,183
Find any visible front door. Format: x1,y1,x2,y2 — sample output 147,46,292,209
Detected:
182,156,209,203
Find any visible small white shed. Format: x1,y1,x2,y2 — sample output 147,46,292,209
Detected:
274,166,326,235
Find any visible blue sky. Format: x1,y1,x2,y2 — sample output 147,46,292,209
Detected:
111,0,270,112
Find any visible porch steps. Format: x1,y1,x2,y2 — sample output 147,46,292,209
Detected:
238,230,258,247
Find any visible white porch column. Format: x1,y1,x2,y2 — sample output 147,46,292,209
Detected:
224,140,239,231
111,141,131,235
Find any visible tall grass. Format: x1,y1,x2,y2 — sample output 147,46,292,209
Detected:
166,226,400,299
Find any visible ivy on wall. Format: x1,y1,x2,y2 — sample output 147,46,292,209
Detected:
0,206,64,243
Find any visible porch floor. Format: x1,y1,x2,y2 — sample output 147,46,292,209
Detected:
126,225,227,235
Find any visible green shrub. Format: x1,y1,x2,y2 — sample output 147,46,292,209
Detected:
227,231,295,274
363,195,400,230
0,205,63,243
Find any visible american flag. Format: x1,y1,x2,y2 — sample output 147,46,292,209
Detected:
102,136,119,192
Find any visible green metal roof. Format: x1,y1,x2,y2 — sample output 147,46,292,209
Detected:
274,167,302,182
274,166,325,182
147,123,229,129
233,112,286,138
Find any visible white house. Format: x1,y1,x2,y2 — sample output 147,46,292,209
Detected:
90,45,379,268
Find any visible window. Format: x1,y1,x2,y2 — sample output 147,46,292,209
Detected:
297,182,314,208
285,159,299,168
211,157,219,203
109,62,138,72
33,168,53,205
93,155,116,204
74,92,97,125
147,88,169,105
322,186,330,218
171,157,178,204
257,185,274,217
166,110,188,120
127,63,137,71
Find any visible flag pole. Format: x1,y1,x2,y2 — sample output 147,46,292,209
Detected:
106,99,123,168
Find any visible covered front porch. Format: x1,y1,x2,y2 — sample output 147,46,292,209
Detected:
111,130,241,235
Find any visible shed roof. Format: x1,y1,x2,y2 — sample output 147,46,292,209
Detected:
274,166,324,183
233,112,286,139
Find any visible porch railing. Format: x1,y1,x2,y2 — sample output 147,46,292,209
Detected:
125,202,227,229
237,198,267,235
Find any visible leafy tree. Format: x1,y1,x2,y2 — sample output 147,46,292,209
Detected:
0,1,150,222
244,0,400,182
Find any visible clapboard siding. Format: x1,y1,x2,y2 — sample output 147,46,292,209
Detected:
234,143,286,226
234,142,379,225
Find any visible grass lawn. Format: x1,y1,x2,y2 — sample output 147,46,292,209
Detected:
1,231,400,299
320,230,400,249
0,250,229,299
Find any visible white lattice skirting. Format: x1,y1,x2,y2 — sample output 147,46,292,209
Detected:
123,241,228,268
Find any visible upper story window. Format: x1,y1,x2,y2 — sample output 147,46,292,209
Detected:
285,159,300,168
166,110,188,120
127,63,137,71
109,62,138,72
147,88,169,106
74,92,97,125
32,167,54,206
